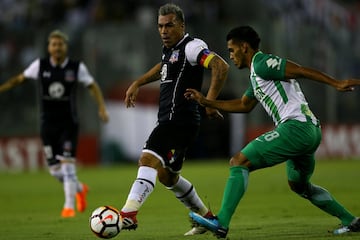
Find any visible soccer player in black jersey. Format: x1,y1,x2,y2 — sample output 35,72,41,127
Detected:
0,30,109,218
120,3,229,236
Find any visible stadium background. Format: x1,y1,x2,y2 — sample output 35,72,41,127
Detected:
0,0,360,170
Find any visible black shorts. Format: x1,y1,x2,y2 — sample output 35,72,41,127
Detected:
143,123,199,172
40,121,79,166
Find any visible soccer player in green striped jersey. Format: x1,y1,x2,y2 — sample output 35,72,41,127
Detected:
185,26,360,238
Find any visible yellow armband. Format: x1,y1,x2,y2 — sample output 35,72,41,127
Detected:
199,51,216,68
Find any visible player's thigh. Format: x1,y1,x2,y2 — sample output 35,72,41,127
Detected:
285,121,321,183
242,129,290,170
242,120,314,170
144,123,199,172
40,123,62,164
58,122,79,158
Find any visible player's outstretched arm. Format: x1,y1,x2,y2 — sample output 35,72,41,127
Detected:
0,73,26,93
285,60,360,91
185,88,258,113
88,82,109,123
124,63,162,108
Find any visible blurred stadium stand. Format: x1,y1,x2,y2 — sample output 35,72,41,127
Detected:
0,0,360,167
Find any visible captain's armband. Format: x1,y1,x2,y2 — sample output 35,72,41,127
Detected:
199,49,216,69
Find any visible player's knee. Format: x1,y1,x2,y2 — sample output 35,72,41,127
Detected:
158,167,178,187
158,176,177,187
61,162,77,182
288,181,311,198
139,152,161,168
49,163,63,182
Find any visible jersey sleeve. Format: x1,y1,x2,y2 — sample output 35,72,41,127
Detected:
78,62,94,87
244,85,255,99
23,59,40,80
253,53,286,80
185,38,209,66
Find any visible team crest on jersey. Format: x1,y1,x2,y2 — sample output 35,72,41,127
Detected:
65,70,75,82
48,82,65,98
169,50,179,63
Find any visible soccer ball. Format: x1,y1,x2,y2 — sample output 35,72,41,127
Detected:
89,206,123,239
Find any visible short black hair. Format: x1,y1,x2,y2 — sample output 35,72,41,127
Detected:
158,3,185,23
226,26,260,50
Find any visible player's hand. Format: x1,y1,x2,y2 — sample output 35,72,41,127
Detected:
205,107,224,120
185,88,224,120
184,88,205,106
335,79,360,92
99,107,109,123
124,84,139,108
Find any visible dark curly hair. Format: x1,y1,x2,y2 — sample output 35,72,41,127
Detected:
226,26,261,50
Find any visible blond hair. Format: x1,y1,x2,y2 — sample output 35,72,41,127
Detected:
48,29,69,42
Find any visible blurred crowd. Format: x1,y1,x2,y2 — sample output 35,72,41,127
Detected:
0,0,359,74
0,0,358,30
1,0,360,135
0,0,224,77
0,0,225,29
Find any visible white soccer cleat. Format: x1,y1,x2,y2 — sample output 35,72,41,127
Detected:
184,226,207,236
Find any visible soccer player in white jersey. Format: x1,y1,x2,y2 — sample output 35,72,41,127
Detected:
0,30,109,218
120,3,229,236
186,26,360,238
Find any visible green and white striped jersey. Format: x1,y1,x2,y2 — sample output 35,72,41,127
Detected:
245,51,318,126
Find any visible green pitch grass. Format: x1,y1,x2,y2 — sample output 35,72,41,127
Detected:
0,159,359,240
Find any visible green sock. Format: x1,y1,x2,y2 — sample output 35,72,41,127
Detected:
217,166,249,228
308,184,355,225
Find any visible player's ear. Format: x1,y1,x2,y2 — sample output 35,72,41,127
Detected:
240,42,248,53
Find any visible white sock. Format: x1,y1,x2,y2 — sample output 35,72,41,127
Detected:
62,162,78,209
49,163,83,193
76,182,83,193
49,163,64,182
121,166,157,213
167,176,208,215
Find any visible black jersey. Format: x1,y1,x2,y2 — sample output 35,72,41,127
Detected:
38,58,80,124
159,36,204,125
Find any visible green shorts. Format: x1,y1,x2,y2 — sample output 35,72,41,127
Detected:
242,120,321,183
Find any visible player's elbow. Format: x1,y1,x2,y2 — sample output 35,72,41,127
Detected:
220,61,230,76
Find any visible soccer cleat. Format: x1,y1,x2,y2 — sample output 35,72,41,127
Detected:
189,212,228,239
120,211,138,230
333,217,360,235
184,211,214,236
61,208,75,218
184,226,207,236
76,183,89,212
